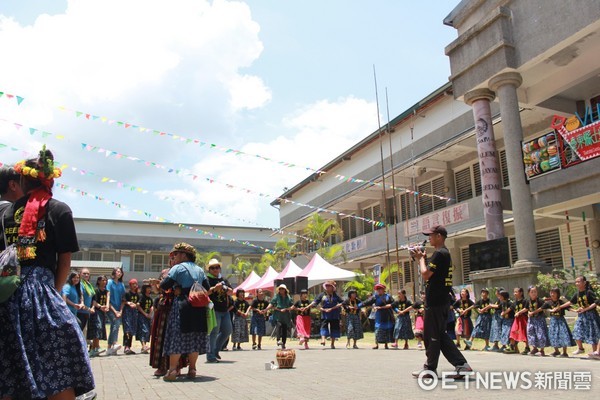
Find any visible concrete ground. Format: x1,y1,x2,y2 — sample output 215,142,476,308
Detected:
90,337,600,399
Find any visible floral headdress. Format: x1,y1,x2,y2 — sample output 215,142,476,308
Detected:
13,146,61,260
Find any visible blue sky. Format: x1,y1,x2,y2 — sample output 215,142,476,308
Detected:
0,0,457,243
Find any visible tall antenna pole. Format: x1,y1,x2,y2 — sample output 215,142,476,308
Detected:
385,88,401,287
373,65,392,288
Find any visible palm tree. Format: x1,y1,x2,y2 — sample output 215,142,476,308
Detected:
195,251,222,269
318,243,346,262
254,253,274,276
227,257,253,285
343,270,374,299
302,212,344,259
272,237,298,270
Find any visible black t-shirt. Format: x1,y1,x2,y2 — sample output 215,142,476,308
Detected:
207,276,231,312
138,295,153,314
295,299,312,316
342,298,360,315
392,299,413,312
94,288,108,308
234,299,249,314
425,247,453,306
570,290,596,308
511,298,527,313
453,299,475,317
526,298,544,312
542,299,568,317
413,300,424,314
1,196,79,271
125,291,139,305
501,300,514,319
251,299,269,311
475,299,491,314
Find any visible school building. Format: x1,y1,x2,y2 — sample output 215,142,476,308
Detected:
273,0,600,298
71,218,278,285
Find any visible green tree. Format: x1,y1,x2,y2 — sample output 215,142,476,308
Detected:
227,257,253,284
254,253,274,276
272,237,299,270
379,263,400,289
195,251,222,269
302,213,343,250
318,243,346,262
343,270,374,299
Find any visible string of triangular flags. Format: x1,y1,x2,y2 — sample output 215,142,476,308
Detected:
0,144,149,193
81,142,387,228
2,89,454,202
49,179,275,253
0,91,25,105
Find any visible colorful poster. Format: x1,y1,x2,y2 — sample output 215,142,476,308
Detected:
551,115,600,161
522,131,561,180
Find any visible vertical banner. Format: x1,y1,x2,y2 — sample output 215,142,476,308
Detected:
373,264,381,285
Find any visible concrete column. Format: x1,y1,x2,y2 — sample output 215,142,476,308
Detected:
590,203,600,274
489,72,541,266
443,169,456,206
464,88,505,240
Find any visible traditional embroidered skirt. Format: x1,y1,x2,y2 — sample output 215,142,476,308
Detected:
393,313,414,340
295,315,311,339
489,312,503,343
87,309,107,340
163,297,208,356
526,315,549,348
122,305,138,335
346,313,364,340
136,313,151,342
250,313,266,336
0,266,94,399
472,313,492,339
414,315,424,338
500,317,514,345
548,316,576,348
456,315,473,338
509,314,528,342
231,314,249,343
572,311,600,344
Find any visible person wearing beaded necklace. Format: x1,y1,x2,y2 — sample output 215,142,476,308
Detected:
0,147,94,399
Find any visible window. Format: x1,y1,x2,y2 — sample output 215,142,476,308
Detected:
71,252,83,261
362,203,383,233
472,162,482,197
89,252,102,261
418,176,445,215
402,261,414,285
461,247,471,284
454,168,473,202
536,229,563,270
509,237,518,264
398,193,411,222
133,254,145,272
499,150,509,187
151,254,169,272
341,215,357,240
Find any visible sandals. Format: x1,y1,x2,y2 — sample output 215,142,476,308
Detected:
187,368,197,379
372,345,379,350
163,369,178,382
154,369,166,377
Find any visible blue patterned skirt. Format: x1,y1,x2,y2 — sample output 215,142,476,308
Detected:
163,297,208,356
87,309,107,340
572,311,600,344
346,313,364,340
489,312,502,343
122,305,138,335
472,313,492,339
231,314,249,343
136,313,151,342
0,266,94,399
548,316,575,348
250,313,266,336
393,313,414,340
526,315,549,348
500,317,514,345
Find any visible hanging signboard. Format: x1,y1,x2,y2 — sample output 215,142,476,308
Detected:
522,131,561,180
551,114,600,162
404,203,469,237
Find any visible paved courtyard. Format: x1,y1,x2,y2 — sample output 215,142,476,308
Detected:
90,338,600,399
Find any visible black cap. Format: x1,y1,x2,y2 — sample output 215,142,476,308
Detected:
422,225,447,237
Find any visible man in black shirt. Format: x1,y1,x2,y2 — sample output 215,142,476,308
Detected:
411,225,471,380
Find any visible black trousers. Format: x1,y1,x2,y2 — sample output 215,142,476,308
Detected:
424,304,467,371
277,322,289,345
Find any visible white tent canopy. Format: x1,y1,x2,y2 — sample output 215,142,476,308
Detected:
245,266,279,292
234,270,260,292
296,253,357,288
